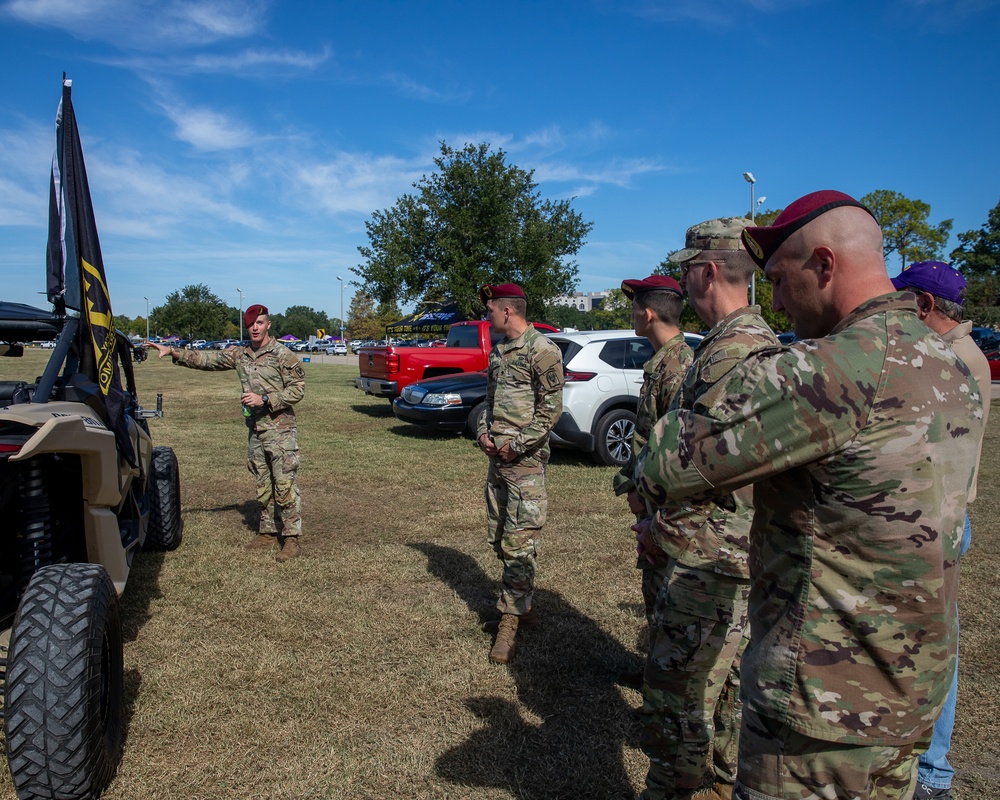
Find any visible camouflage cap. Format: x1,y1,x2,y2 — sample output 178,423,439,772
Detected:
669,217,753,264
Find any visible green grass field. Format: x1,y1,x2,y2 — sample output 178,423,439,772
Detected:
1,351,997,799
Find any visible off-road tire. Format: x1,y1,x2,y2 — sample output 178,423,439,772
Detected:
466,401,488,440
594,408,636,468
4,563,124,800
145,445,182,551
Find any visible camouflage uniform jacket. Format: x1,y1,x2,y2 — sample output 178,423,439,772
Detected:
636,293,984,745
477,325,563,457
639,307,777,578
613,332,693,498
172,338,305,433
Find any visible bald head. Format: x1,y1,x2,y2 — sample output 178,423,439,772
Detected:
780,205,884,267
765,206,894,338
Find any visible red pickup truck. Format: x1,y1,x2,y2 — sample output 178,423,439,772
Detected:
355,320,557,399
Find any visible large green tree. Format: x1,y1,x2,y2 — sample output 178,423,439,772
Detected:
861,190,952,272
273,305,334,341
346,289,401,340
152,284,231,340
951,197,1000,276
355,141,592,319
541,303,595,331
950,197,1000,325
589,289,632,330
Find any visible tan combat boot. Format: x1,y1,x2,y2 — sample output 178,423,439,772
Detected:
275,537,301,562
691,783,733,800
489,614,519,664
712,783,734,800
481,608,537,634
244,533,277,551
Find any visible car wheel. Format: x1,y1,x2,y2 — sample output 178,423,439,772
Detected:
593,408,636,467
144,445,182,551
467,400,488,440
4,564,125,800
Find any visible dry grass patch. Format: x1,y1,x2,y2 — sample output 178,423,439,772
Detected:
0,351,996,799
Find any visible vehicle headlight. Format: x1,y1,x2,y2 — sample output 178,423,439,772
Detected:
422,392,463,406
402,386,427,403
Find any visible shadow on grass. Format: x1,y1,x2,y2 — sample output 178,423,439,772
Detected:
409,542,643,799
181,499,259,532
388,423,463,441
350,402,395,419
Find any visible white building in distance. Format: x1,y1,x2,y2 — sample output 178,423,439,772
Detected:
548,290,612,312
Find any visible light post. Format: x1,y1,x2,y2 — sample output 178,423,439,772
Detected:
336,276,345,344
743,172,758,306
144,297,149,341
237,287,243,341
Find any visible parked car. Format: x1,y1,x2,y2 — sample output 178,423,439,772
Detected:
549,330,703,467
391,330,703,468
392,371,489,435
325,342,348,355
190,339,207,349
971,326,999,350
356,320,559,399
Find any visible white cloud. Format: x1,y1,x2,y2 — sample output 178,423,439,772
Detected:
1,0,267,48
292,151,427,216
597,0,818,25
381,72,472,104
158,101,254,150
0,121,56,227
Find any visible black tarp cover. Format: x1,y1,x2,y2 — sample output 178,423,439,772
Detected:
385,301,468,336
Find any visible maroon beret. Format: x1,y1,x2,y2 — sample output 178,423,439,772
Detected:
243,303,268,328
479,283,526,305
741,190,877,269
621,275,683,300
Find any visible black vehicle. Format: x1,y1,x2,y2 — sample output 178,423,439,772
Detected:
392,370,488,437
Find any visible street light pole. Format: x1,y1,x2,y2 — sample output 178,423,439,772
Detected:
743,172,757,306
144,296,149,341
237,287,243,341
336,276,345,344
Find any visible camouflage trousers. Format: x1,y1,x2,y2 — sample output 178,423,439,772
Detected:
485,452,547,615
641,558,750,799
733,707,919,800
247,425,301,538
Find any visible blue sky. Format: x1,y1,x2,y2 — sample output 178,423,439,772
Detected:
2,0,999,321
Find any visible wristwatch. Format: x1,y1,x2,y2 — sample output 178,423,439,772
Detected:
261,393,269,407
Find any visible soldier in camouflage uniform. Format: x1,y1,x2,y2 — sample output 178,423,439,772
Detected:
146,303,306,561
613,275,693,656
629,220,778,800
891,261,991,800
475,283,563,665
636,192,984,800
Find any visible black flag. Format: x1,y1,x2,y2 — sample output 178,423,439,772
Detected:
46,78,134,464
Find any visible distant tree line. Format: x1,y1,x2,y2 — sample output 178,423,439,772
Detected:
115,284,344,341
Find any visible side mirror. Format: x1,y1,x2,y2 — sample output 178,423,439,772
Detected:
0,344,24,358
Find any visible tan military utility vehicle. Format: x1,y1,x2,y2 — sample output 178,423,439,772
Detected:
0,302,181,799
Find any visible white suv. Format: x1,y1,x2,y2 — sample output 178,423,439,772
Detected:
549,330,703,467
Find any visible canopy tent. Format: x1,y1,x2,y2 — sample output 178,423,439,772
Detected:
386,301,468,336
278,334,300,342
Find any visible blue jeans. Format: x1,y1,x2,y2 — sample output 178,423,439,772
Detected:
917,514,972,789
